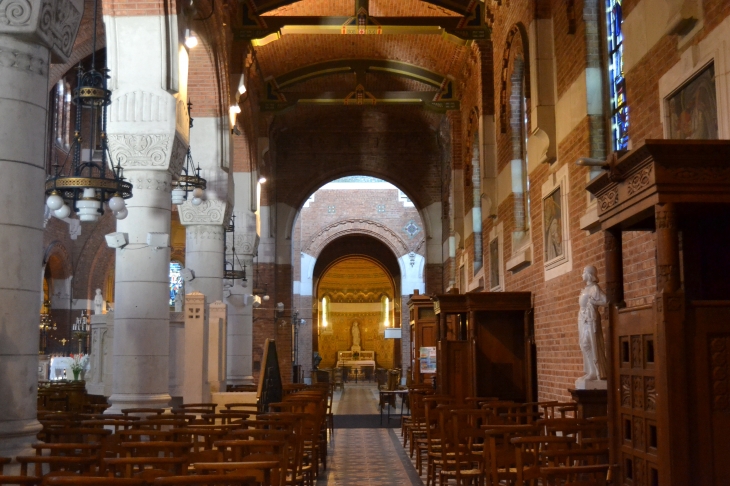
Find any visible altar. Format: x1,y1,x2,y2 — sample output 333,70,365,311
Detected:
336,350,376,376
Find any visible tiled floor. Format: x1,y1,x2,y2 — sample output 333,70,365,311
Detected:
318,383,423,486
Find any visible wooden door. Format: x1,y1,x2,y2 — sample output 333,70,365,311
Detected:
611,304,659,486
473,310,529,401
437,340,475,403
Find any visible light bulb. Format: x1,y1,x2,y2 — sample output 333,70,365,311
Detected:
258,177,267,184
114,207,128,220
46,193,64,210
230,104,241,114
54,204,71,219
77,188,100,222
263,295,270,301
192,187,205,199
191,197,203,206
108,196,125,212
185,29,198,48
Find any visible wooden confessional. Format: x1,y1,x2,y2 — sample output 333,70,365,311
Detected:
586,140,730,486
432,291,534,403
408,290,438,385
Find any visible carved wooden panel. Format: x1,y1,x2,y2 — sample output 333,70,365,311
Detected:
710,336,729,413
614,305,659,486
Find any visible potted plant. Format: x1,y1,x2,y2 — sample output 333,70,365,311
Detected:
70,353,87,381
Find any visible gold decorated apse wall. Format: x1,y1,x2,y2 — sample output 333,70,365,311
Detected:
318,312,394,369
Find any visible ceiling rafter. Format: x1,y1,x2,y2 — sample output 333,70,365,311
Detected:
260,58,459,112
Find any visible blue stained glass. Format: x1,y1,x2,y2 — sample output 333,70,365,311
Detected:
607,0,628,150
169,261,183,306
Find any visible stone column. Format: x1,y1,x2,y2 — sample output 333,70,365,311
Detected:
0,0,83,463
226,252,256,386
179,200,228,301
104,11,189,412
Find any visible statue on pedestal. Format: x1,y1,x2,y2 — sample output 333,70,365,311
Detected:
576,265,609,389
351,321,361,352
93,289,103,315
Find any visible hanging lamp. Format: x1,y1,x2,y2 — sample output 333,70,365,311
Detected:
171,100,207,205
45,0,132,222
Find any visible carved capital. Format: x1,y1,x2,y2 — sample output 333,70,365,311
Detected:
185,225,225,242
226,232,259,256
0,0,82,61
178,198,230,226
107,132,188,177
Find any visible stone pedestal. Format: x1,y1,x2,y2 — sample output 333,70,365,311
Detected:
183,292,209,403
208,301,227,393
226,284,255,386
569,388,608,419
0,0,83,465
86,313,114,397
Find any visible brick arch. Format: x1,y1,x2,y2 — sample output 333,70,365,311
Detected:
43,241,73,280
499,23,530,133
304,219,412,259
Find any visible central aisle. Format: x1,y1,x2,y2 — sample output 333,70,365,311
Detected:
318,383,423,486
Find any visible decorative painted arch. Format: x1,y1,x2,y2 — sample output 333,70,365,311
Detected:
304,219,413,259
499,23,530,133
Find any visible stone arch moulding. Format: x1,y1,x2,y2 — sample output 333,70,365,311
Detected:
304,219,415,260
499,23,531,133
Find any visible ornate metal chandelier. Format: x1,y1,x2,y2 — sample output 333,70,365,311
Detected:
171,101,207,205
45,0,131,222
224,215,247,282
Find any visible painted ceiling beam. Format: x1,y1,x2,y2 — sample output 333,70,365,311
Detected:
235,0,487,43
250,0,472,16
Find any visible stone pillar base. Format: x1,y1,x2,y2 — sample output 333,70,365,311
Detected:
569,388,608,419
0,419,43,473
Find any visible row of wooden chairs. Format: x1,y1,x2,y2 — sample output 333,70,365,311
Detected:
401,387,609,485
1,387,332,486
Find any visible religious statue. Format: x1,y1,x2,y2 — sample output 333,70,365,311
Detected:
174,291,183,312
93,289,103,315
576,266,609,389
351,321,361,351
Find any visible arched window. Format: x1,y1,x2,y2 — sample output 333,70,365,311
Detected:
169,261,183,307
53,79,72,151
471,130,483,273
505,26,532,253
320,295,330,329
606,0,628,150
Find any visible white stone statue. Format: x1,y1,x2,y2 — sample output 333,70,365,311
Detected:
576,265,609,389
351,321,361,351
174,291,183,312
93,289,103,315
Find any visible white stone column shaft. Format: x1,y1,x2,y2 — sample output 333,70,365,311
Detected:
185,225,225,300
0,0,83,460
108,170,174,411
226,284,254,385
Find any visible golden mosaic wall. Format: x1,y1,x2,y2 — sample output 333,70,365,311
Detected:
318,312,395,369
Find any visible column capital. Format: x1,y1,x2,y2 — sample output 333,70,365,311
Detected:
108,131,188,178
179,199,231,226
0,0,83,61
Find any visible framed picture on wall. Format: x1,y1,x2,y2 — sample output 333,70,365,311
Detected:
668,63,718,140
543,187,563,263
489,238,500,290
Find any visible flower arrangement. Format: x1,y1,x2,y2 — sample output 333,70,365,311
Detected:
70,353,87,372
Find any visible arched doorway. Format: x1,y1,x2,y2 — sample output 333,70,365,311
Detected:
314,255,399,373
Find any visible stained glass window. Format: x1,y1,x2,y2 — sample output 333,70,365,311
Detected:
169,261,183,307
607,0,628,150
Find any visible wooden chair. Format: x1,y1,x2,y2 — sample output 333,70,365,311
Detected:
212,440,287,486
192,463,281,485
178,404,217,414
0,477,40,485
152,474,257,485
16,455,98,478
101,457,187,480
510,436,577,486
438,409,487,485
199,413,250,426
222,403,259,414
482,424,541,486
42,477,146,485
120,409,165,417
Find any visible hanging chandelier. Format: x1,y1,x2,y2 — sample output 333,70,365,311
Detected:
224,215,247,282
44,0,131,222
171,101,207,205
